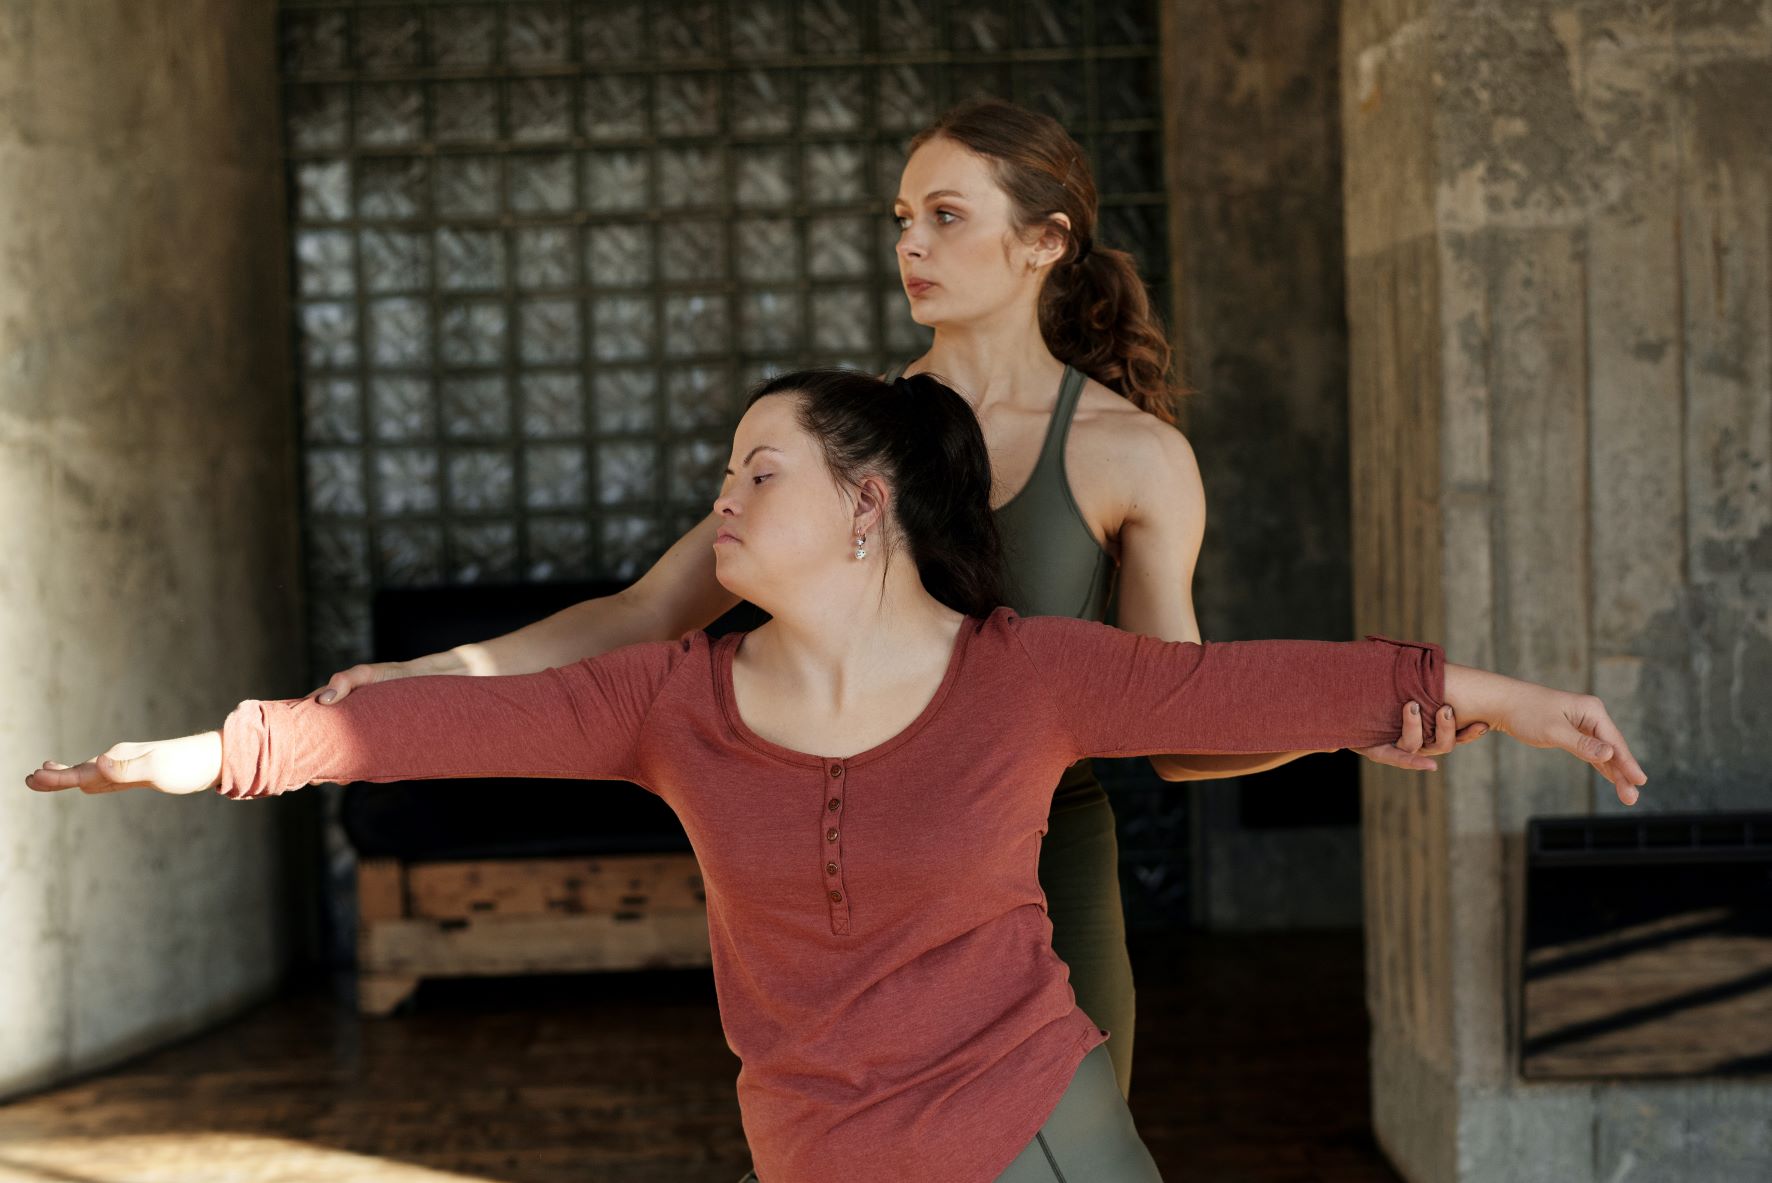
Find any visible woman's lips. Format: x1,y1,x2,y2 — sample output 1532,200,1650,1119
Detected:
714,531,740,545
905,278,936,297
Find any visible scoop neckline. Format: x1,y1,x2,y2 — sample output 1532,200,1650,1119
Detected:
713,614,983,769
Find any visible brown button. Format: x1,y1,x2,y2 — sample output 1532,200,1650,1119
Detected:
829,890,843,903
826,828,839,843
825,861,839,876
829,764,844,777
828,797,842,812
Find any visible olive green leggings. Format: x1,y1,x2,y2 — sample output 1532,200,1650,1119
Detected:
1040,763,1137,1098
993,1044,1162,1181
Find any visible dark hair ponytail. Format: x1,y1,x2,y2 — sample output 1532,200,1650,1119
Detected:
745,368,1003,618
909,97,1186,424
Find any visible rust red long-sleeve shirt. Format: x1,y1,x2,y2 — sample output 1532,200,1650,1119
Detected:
218,607,1444,1182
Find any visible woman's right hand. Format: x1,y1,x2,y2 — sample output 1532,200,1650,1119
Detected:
27,732,223,796
310,652,464,706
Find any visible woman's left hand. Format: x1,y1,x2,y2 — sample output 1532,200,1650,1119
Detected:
1355,701,1487,772
1442,665,1647,805
24,732,223,796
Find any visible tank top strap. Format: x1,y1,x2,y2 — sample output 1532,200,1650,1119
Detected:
1037,364,1087,472
884,363,1081,477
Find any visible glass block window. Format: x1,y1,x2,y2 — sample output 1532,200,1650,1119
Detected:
280,0,1169,679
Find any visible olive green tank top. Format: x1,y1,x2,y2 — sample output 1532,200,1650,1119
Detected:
885,362,1117,622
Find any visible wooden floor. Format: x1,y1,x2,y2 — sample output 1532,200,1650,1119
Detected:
0,932,1400,1183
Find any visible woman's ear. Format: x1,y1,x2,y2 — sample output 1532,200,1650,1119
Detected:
852,474,889,539
1026,213,1071,272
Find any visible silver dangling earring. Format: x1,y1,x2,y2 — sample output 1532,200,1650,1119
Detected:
853,532,867,560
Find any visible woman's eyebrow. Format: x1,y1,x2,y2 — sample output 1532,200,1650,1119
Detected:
892,189,968,207
724,444,783,475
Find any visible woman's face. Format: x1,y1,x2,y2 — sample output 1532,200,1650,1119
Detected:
710,393,862,605
893,136,1045,327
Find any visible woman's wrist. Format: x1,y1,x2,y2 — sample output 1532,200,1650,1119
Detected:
1441,663,1518,729
202,730,224,790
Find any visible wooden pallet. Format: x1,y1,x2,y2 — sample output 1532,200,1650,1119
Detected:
355,853,712,1016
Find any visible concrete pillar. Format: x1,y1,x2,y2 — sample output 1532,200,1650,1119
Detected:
1344,1,1772,1179
1161,0,1365,928
0,0,308,1097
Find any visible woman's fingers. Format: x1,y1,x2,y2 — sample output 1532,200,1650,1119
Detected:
27,758,85,790
25,763,70,791
313,661,406,705
1351,704,1443,771
1587,712,1647,805
1453,722,1489,745
1552,699,1647,806
1420,705,1460,756
1354,742,1438,772
25,757,134,794
313,663,368,705
1396,703,1424,753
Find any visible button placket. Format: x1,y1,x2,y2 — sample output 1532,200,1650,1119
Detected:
822,760,851,933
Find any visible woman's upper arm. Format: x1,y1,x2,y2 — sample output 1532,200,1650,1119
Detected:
1110,418,1206,646
615,510,743,639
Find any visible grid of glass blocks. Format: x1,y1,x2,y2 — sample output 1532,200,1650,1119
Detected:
281,0,1170,679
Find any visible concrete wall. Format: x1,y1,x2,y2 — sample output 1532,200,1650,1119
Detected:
1344,1,1772,1178
0,0,310,1099
1161,0,1364,928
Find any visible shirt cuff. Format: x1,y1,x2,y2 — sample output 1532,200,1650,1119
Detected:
217,699,279,800
1364,634,1448,746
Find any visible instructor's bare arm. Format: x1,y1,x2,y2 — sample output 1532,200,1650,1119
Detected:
312,511,739,703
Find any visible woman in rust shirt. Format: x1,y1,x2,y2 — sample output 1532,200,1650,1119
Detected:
28,370,1644,1183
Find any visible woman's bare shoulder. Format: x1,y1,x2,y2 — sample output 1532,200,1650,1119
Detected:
1071,376,1197,474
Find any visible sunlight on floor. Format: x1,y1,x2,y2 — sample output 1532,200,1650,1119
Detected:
0,1133,497,1183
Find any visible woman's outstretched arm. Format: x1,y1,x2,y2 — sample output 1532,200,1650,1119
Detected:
312,511,739,703
1008,614,1645,806
26,638,692,799
1109,417,1482,780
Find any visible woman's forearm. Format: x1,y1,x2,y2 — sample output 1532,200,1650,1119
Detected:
223,647,673,798
1147,750,1316,782
440,589,668,677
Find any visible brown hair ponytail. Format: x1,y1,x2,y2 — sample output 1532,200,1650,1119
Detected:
908,97,1186,425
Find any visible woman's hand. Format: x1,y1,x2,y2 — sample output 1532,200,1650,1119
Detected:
1443,664,1647,806
1355,701,1488,772
310,650,465,706
25,732,223,796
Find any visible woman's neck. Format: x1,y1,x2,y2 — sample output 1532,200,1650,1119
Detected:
915,305,1066,411
742,571,964,711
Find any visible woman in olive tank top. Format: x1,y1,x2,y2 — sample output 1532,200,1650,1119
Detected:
312,99,1481,1133
872,103,1477,1098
